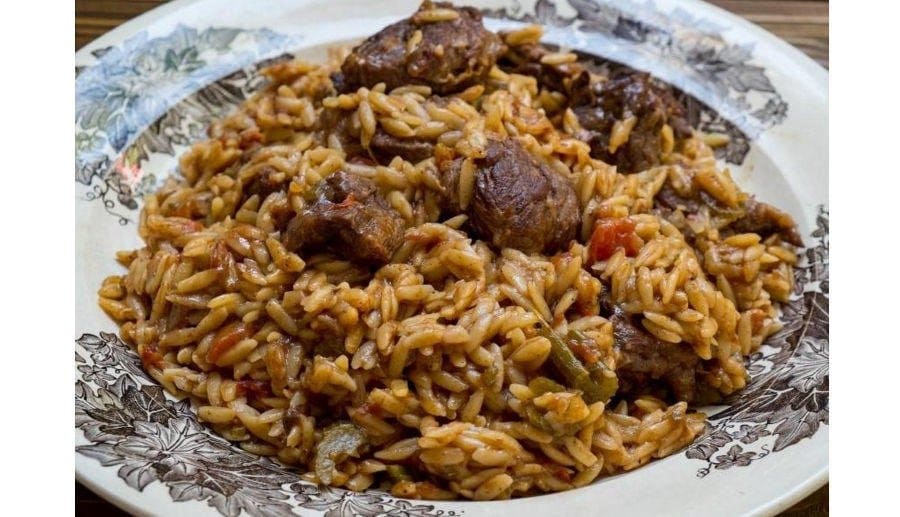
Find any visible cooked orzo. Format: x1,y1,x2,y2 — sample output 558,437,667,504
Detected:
98,1,802,501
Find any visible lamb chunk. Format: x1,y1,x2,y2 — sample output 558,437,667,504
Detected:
728,198,803,246
655,184,803,247
655,183,704,216
500,43,691,173
336,1,505,95
317,106,364,157
574,72,691,173
498,42,585,96
369,132,435,164
282,171,404,265
244,166,286,199
653,183,744,241
438,138,579,254
318,106,434,165
610,305,702,403
315,169,378,202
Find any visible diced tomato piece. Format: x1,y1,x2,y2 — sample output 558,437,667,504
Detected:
236,379,270,400
206,321,253,363
588,217,642,263
238,128,264,150
209,241,231,273
335,192,358,208
180,219,205,234
358,401,385,419
568,337,601,365
140,343,164,369
545,463,573,482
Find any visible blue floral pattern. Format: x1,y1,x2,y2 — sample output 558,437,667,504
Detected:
75,25,297,223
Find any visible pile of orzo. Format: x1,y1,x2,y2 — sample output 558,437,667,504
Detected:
98,2,801,500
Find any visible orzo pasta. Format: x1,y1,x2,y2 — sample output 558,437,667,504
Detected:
98,1,801,501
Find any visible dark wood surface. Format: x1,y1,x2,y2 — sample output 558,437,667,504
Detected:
74,1,828,515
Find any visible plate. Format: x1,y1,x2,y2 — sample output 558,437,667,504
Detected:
74,1,828,515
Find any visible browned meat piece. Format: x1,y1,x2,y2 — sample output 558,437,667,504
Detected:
318,106,434,165
573,72,692,173
498,42,586,97
609,305,702,403
283,171,404,265
244,165,286,199
498,42,600,113
369,132,435,164
315,169,378,202
654,183,744,240
655,183,704,216
317,107,364,156
655,185,803,246
240,166,295,230
728,198,803,246
566,69,597,110
438,139,579,254
336,1,505,95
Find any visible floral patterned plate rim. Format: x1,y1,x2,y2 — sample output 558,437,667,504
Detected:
75,1,828,516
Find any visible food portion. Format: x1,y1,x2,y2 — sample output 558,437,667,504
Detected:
283,171,405,265
335,2,505,95
98,1,801,501
573,71,693,173
438,138,580,254
607,303,705,404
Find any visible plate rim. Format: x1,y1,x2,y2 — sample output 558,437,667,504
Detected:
74,1,829,515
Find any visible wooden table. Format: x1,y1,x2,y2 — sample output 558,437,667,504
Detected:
74,1,828,515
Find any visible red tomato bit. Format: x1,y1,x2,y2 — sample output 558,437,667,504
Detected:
588,217,642,263
140,343,164,369
236,379,270,400
206,321,253,364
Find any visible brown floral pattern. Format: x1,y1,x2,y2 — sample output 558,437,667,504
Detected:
75,333,456,517
686,207,829,475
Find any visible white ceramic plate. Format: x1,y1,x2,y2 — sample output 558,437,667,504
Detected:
74,1,828,515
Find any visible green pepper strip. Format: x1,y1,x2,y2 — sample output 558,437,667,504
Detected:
567,329,619,403
538,326,618,404
385,464,413,482
528,376,566,396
